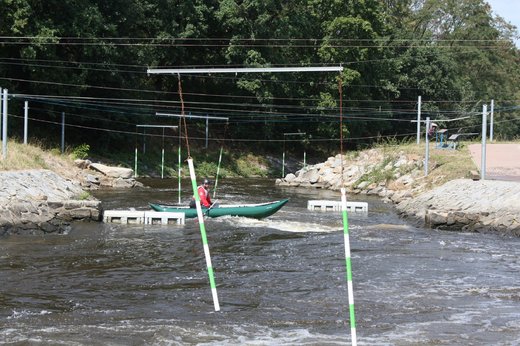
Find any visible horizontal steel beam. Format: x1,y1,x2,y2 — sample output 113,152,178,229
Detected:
147,66,343,74
136,125,178,128
156,112,228,121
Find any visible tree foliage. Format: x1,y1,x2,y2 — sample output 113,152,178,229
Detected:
0,0,519,155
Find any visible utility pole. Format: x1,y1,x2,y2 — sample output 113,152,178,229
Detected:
425,117,430,176
24,101,29,144
61,112,65,154
2,89,8,159
481,105,488,180
0,88,2,142
489,99,494,142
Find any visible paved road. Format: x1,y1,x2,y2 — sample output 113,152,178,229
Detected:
469,143,520,181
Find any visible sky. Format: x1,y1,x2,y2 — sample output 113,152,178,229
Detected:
486,0,520,44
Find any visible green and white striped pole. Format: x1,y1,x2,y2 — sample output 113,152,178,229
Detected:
187,158,220,311
161,147,165,179
213,147,223,199
341,187,357,345
282,151,285,178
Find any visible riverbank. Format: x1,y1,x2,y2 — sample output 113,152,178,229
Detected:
0,142,142,235
0,170,101,235
0,161,143,235
2,140,520,236
396,179,520,235
276,142,520,236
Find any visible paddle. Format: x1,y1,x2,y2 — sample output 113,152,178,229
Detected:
204,199,219,216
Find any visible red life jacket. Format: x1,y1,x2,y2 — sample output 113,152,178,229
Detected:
196,185,212,207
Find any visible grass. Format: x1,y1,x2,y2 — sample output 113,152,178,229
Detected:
0,140,49,171
0,140,81,179
0,138,494,195
376,140,479,188
0,140,272,178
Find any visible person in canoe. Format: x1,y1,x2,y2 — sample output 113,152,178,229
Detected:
189,178,214,208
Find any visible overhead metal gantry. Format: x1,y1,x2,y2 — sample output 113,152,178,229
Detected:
147,66,343,75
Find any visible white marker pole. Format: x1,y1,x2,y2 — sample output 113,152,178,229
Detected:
187,158,220,311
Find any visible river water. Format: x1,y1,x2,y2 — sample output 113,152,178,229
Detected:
1,178,520,345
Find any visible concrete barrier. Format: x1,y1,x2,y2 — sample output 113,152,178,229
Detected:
307,200,368,213
103,210,185,225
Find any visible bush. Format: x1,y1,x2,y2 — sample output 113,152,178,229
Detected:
71,144,90,160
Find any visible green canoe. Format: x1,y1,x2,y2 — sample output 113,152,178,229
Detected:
149,199,289,219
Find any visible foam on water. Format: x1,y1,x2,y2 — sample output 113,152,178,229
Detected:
3,180,520,345
218,217,342,233
1,317,351,345
7,309,52,319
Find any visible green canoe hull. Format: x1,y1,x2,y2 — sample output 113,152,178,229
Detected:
149,199,289,219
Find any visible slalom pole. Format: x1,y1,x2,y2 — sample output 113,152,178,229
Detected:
341,187,357,345
134,147,138,178
161,147,165,179
161,128,165,179
338,75,357,345
187,158,220,311
213,146,223,199
282,151,285,177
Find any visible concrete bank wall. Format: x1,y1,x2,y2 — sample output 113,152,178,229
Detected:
396,179,520,236
276,151,424,203
276,152,520,236
0,170,102,235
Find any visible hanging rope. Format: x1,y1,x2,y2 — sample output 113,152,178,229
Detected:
134,126,138,178
176,74,220,312
338,76,344,187
178,75,191,158
337,73,358,346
